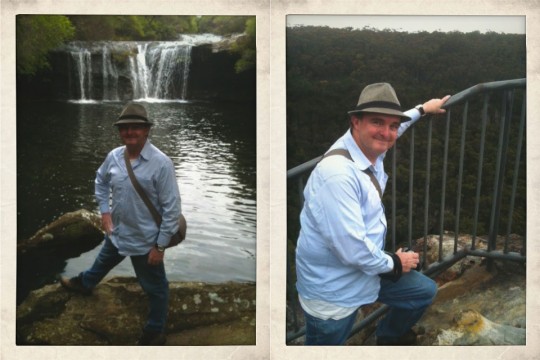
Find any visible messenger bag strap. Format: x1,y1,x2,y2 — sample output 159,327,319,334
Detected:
123,149,162,226
322,148,383,198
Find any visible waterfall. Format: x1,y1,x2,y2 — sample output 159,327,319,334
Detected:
181,46,192,100
135,43,150,99
70,49,93,101
139,42,192,100
66,39,203,102
102,45,119,101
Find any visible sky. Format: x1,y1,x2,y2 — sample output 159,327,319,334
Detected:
286,15,525,34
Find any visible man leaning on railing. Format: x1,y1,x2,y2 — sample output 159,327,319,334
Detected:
295,83,450,345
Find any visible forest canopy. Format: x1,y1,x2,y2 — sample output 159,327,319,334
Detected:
286,26,526,246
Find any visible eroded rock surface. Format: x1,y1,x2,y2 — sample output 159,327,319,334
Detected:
436,309,526,345
17,277,256,345
17,209,103,259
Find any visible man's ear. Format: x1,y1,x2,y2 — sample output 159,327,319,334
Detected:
350,114,361,130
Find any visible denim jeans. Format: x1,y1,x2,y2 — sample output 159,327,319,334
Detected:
303,308,358,345
79,236,169,333
302,271,437,345
376,271,437,340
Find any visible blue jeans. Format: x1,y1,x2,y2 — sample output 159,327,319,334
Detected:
302,271,437,345
376,271,437,340
303,309,358,345
79,236,169,333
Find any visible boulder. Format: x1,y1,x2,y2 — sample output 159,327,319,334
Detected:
16,277,256,345
437,309,526,345
417,258,525,345
17,209,103,260
17,210,105,303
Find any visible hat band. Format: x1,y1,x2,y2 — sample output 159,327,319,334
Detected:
353,100,403,112
118,114,148,121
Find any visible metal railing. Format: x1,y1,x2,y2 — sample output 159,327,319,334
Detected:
286,79,526,344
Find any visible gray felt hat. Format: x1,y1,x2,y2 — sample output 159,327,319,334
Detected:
348,83,411,122
114,103,153,126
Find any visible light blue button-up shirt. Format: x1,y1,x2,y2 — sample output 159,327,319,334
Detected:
296,109,419,309
95,140,181,256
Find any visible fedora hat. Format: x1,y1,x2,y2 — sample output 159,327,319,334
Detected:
114,103,153,126
348,83,411,122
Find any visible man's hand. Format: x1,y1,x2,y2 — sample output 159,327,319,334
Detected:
423,95,451,115
148,247,165,266
396,248,419,273
101,213,113,235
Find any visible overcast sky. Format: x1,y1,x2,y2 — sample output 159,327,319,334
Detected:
286,15,525,34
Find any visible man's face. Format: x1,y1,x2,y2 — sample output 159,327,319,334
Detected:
117,123,150,147
351,113,401,162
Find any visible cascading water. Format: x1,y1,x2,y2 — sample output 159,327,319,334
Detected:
70,49,93,101
128,42,193,100
134,43,150,99
102,45,119,101
64,35,223,102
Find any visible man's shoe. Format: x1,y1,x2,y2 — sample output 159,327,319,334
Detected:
376,329,417,345
59,275,92,296
137,331,167,346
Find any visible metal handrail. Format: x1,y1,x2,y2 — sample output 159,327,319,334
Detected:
286,79,527,344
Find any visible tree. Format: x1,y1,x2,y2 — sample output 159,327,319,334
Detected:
232,18,256,73
16,15,75,75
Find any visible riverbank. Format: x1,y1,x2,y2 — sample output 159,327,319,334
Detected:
17,278,255,345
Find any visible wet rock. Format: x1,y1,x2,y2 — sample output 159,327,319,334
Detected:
17,209,103,260
17,210,105,303
17,277,255,345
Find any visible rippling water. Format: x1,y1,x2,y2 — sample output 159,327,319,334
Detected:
17,100,256,294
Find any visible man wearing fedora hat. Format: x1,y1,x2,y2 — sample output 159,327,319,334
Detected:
295,83,450,345
60,102,182,345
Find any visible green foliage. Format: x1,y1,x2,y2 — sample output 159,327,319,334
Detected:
16,15,75,75
67,15,197,41
286,26,526,246
232,18,256,73
67,15,252,41
197,16,251,35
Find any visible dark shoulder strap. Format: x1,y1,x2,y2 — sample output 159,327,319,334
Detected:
322,148,383,198
123,149,162,226
362,168,383,199
323,148,353,161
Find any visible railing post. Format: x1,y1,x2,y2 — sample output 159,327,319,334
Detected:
408,127,415,250
487,89,514,270
423,118,433,259
454,101,468,253
505,94,526,254
439,110,451,256
391,146,396,251
472,94,489,250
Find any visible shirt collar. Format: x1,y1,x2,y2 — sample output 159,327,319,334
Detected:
342,130,376,171
139,140,153,161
